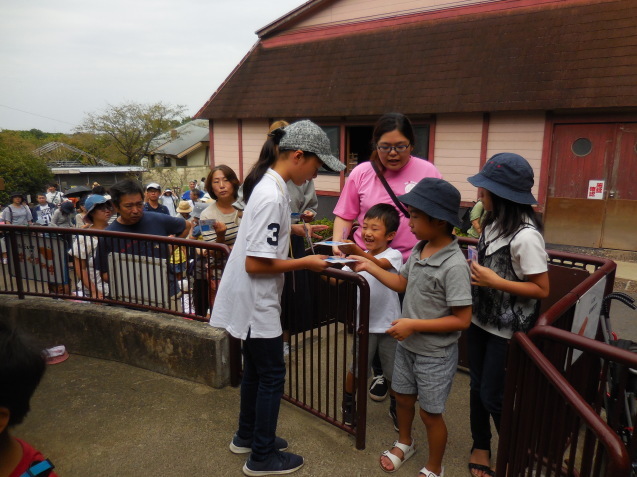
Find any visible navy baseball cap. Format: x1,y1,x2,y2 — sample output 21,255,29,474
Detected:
398,178,462,228
468,152,537,205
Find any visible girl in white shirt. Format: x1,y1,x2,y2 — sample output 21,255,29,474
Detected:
466,153,550,477
210,120,344,476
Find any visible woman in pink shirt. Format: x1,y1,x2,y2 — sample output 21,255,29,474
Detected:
333,113,442,262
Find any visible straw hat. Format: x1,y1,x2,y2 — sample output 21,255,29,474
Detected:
177,201,193,214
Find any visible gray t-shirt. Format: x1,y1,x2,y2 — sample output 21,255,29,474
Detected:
399,237,472,357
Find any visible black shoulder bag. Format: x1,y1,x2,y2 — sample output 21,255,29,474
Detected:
370,161,410,218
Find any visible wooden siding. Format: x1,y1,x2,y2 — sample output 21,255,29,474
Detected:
433,114,483,202
486,112,545,201
314,173,341,193
292,0,499,30
240,120,270,180
212,120,240,174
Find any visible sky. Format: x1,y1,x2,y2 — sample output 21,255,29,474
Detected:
0,0,305,133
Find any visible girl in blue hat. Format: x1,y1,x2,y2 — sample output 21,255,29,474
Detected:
466,153,550,477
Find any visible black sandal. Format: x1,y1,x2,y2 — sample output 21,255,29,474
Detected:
468,462,495,477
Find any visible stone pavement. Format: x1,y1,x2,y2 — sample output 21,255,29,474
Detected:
15,354,483,477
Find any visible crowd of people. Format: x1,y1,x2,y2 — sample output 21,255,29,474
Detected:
1,114,550,477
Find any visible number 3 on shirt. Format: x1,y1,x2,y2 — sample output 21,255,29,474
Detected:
267,223,280,246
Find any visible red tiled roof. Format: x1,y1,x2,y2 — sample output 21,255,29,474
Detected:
197,0,637,119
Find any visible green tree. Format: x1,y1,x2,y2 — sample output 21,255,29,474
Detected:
0,133,53,205
76,101,187,165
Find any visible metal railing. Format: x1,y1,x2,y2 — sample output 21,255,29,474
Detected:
498,330,632,476
0,224,230,322
228,266,371,449
282,267,370,450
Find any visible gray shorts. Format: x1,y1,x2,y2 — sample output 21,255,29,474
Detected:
391,343,458,414
350,332,397,383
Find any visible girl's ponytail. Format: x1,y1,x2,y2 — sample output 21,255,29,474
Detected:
243,128,285,203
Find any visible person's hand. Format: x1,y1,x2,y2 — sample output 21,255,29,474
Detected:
293,223,328,238
301,254,330,272
301,210,315,223
347,254,373,273
213,220,227,235
337,240,364,256
308,224,328,238
386,319,415,341
470,260,501,288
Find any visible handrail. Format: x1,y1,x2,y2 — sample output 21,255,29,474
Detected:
498,332,631,476
0,224,230,321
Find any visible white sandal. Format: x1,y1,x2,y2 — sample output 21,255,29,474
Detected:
379,439,416,473
419,465,444,477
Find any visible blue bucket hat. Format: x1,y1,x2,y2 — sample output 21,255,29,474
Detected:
84,194,110,215
397,177,462,228
468,152,537,205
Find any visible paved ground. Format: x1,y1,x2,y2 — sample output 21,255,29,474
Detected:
15,354,485,477
11,249,637,477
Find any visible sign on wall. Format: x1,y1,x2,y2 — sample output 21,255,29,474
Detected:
587,180,605,199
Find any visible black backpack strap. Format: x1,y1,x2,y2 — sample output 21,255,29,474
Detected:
370,161,410,218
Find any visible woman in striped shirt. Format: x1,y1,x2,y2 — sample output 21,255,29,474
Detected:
200,165,241,247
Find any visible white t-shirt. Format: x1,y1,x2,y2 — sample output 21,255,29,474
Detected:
46,191,64,206
209,169,292,339
343,247,403,333
69,232,109,296
473,221,548,338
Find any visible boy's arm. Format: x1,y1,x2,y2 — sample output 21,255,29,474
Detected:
338,242,393,269
348,255,407,292
386,305,472,341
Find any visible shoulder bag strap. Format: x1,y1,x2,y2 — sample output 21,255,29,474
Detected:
370,161,410,218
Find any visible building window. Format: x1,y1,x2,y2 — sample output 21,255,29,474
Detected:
572,138,592,157
319,121,431,175
413,125,430,159
163,156,172,167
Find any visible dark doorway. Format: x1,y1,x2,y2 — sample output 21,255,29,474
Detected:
346,126,373,174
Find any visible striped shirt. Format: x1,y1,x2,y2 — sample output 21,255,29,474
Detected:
200,202,241,246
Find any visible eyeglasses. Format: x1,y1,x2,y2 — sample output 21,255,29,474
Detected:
377,144,410,153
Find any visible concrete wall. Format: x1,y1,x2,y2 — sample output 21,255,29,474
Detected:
0,297,230,388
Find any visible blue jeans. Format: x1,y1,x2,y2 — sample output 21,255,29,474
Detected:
237,331,286,461
468,323,508,452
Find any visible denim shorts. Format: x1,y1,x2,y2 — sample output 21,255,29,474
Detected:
391,343,458,414
349,332,397,383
